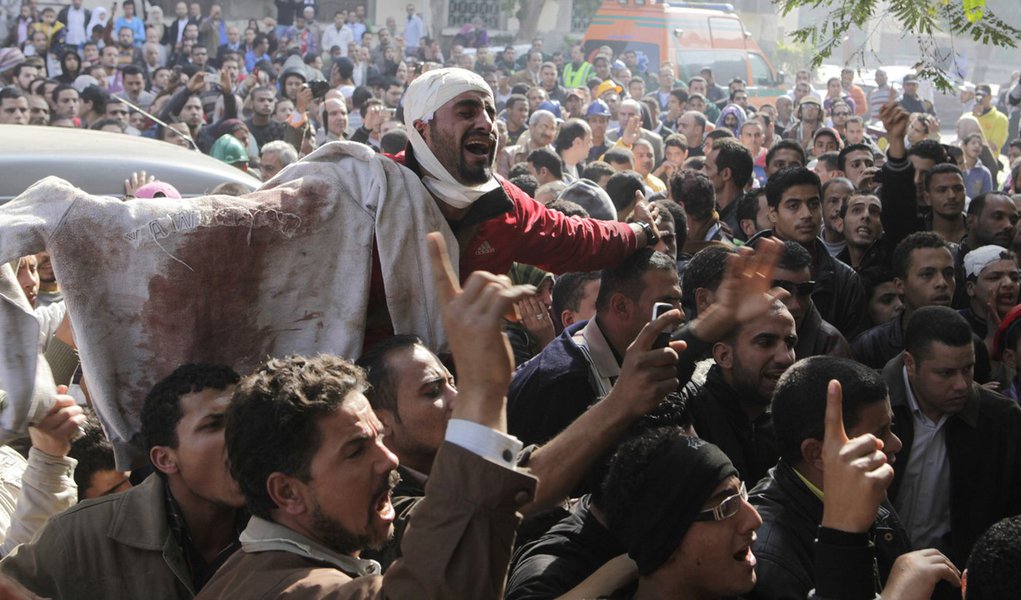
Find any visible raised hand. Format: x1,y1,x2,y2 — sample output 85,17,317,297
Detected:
29,386,85,457
881,549,961,599
611,308,687,418
427,232,535,430
820,380,894,533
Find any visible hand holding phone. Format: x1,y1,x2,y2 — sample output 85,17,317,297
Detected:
652,302,679,349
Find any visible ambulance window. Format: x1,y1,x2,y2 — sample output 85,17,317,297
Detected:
750,53,773,86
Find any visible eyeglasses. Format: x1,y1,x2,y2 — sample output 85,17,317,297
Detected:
772,279,816,296
832,112,850,117
695,481,748,521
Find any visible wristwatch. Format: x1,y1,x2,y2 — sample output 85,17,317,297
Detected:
636,220,659,246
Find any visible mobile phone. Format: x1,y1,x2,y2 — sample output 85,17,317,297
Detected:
652,302,677,349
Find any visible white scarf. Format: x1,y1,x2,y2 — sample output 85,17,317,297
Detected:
403,67,500,209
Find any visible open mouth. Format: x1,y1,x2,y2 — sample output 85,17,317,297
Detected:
463,137,494,157
374,489,395,522
733,545,756,567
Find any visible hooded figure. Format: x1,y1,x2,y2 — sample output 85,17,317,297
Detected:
55,49,81,84
716,104,747,135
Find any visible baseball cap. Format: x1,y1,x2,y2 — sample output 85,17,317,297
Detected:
565,88,584,100
797,95,822,108
594,80,623,98
537,100,563,120
964,245,1010,279
960,82,976,94
976,83,992,97
586,98,611,118
134,181,183,200
902,74,918,84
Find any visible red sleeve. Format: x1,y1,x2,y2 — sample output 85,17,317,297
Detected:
506,182,641,274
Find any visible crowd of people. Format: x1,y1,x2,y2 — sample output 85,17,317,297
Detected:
1,0,1021,599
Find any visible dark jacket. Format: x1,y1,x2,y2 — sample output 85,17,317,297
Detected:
883,354,1021,568
748,231,867,339
796,303,851,360
748,460,910,600
685,364,778,485
854,314,993,381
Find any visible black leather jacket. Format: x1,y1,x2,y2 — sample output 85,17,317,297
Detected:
747,460,911,600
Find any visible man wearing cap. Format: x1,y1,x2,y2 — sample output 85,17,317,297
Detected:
959,83,977,114
973,83,1009,156
585,98,612,162
898,74,935,116
783,96,823,152
958,245,1019,343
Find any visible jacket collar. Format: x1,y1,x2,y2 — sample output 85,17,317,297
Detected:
239,516,382,578
107,474,172,550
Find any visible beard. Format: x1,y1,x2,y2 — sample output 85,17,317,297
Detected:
428,121,494,185
308,469,401,555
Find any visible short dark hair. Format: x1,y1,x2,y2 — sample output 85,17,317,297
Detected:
141,364,240,452
51,83,77,105
508,161,532,179
670,168,715,221
652,199,688,251
669,88,689,105
664,132,687,151
356,334,424,415
705,128,734,144
581,160,614,183
554,118,589,153
681,245,735,316
735,189,765,242
778,240,812,271
711,139,753,188
0,87,25,102
505,93,527,113
765,166,820,209
891,231,949,280
904,306,973,360
965,516,1021,599
121,64,143,78
816,151,839,172
552,271,601,329
922,163,963,192
605,170,645,213
906,139,948,164
546,198,589,219
509,174,539,198
967,191,1010,219
68,410,119,502
603,147,635,168
528,147,564,180
772,356,889,464
595,248,676,313
766,140,806,169
227,355,367,519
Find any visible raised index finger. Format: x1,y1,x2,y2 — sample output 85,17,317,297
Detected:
824,379,849,448
427,232,460,306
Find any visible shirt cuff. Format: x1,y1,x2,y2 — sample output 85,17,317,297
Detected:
444,419,523,469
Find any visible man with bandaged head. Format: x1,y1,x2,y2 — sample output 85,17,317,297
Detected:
394,67,659,286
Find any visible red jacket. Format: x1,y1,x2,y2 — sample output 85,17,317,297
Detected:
392,149,641,278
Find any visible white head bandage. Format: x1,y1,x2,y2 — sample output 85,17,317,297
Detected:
403,68,500,209
964,245,1011,279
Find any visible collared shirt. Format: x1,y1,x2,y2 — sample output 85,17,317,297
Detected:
164,482,246,591
893,366,952,550
572,317,622,398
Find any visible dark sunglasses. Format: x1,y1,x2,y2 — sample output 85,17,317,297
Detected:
772,279,816,296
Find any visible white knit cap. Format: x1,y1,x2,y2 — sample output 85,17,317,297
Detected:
403,67,500,209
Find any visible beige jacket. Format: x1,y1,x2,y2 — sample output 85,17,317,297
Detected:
196,443,537,600
1,474,196,600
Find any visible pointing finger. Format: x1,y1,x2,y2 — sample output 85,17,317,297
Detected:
824,379,849,448
427,232,459,307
